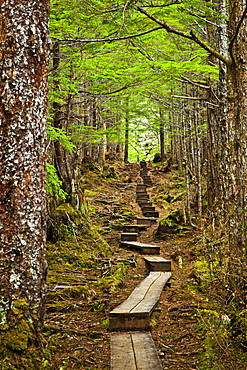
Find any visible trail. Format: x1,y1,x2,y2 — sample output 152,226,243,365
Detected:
108,162,199,370
46,161,200,370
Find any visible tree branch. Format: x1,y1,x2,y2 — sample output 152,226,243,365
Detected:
79,84,133,96
137,6,231,66
176,77,210,89
51,27,164,45
141,2,181,8
130,40,155,61
171,95,207,100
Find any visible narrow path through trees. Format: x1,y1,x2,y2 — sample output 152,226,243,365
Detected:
110,162,172,369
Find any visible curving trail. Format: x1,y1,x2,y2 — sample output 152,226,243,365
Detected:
110,162,172,369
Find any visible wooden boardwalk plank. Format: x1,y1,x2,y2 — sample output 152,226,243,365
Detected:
121,233,138,241
136,218,157,226
111,333,137,370
111,332,162,370
140,202,153,208
120,241,160,254
131,272,171,314
144,256,172,272
110,272,171,331
122,225,140,232
110,273,160,314
142,206,156,212
142,211,159,218
132,332,163,370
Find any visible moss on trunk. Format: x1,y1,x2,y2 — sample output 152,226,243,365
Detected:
0,300,49,370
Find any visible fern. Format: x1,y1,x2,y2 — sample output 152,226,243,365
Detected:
46,163,67,201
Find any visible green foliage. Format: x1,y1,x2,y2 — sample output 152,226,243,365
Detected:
46,163,67,201
47,125,76,154
195,309,229,369
49,0,220,160
91,262,132,294
193,307,247,370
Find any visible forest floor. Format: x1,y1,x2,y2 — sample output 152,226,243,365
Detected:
44,161,210,370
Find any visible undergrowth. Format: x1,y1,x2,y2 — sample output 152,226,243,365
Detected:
185,233,247,370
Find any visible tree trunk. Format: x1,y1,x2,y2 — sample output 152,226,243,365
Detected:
52,41,71,194
0,0,49,365
206,0,228,221
224,1,247,254
159,108,165,162
124,101,129,163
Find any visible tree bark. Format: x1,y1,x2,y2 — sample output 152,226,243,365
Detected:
159,108,165,162
0,0,49,362
52,41,71,194
124,99,129,163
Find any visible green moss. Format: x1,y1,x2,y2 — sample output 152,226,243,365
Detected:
231,309,247,347
160,209,183,226
91,262,131,293
153,193,174,203
48,285,96,301
47,204,111,272
156,209,184,239
0,300,50,369
101,319,109,329
5,321,30,352
93,299,106,312
14,299,29,310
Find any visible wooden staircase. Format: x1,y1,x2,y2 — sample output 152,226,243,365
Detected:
111,161,171,369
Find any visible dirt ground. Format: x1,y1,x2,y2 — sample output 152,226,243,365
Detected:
45,162,201,369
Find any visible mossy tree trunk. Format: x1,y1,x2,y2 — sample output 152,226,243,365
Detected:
0,0,49,367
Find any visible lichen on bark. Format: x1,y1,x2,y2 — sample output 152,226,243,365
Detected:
0,0,50,367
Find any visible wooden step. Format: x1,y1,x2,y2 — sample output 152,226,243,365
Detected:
142,206,156,213
140,161,147,168
111,331,162,370
110,271,171,331
140,165,148,171
137,224,149,231
143,181,153,187
142,175,151,180
136,193,149,199
121,233,138,242
136,184,147,192
137,192,149,197
120,241,160,254
137,198,150,205
122,225,140,233
142,210,159,218
144,256,171,272
136,190,149,195
122,224,148,232
140,168,149,176
137,196,150,201
136,218,157,226
139,202,153,208
143,178,152,183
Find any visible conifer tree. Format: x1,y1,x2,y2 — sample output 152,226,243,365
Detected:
0,1,49,367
